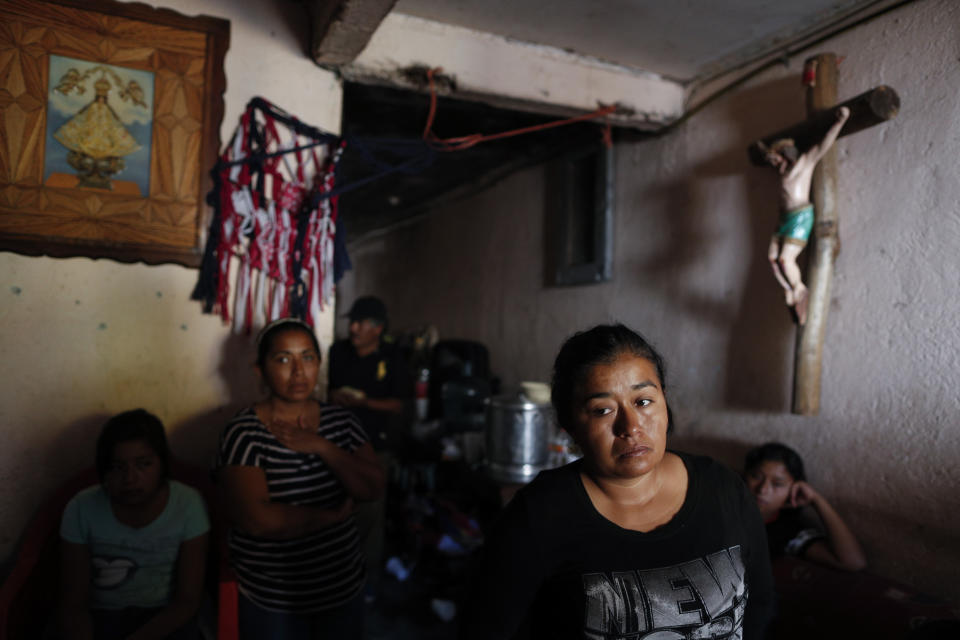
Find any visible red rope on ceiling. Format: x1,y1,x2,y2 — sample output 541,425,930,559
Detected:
422,67,617,151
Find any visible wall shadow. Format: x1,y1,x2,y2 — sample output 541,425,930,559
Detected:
169,333,261,470
0,413,108,578
669,433,756,474
633,159,740,331
273,0,314,58
632,74,808,412
45,412,113,480
720,75,810,412
30,334,259,495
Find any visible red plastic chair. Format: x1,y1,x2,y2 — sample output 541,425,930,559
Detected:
0,468,97,640
0,462,238,640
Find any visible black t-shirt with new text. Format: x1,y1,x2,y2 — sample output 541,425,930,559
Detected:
460,452,775,640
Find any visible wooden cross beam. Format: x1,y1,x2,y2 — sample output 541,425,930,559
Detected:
748,83,900,166
748,53,900,415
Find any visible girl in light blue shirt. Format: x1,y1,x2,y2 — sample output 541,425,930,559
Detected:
59,409,209,640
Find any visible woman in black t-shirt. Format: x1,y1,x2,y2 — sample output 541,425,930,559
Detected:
461,324,774,640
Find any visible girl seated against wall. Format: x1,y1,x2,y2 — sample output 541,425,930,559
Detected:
58,409,210,640
744,442,866,571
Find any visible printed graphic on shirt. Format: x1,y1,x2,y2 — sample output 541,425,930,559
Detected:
92,555,138,589
377,360,387,380
582,546,747,640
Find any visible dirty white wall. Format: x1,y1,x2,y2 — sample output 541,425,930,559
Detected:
342,0,960,601
0,0,341,562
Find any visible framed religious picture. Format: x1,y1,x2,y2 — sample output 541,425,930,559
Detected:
0,0,229,266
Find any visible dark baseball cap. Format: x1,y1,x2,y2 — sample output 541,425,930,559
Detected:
346,296,387,323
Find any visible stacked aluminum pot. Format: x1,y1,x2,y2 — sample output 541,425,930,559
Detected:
484,393,555,484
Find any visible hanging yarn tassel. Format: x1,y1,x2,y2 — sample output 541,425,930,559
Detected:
230,188,257,334
251,201,276,330
317,143,345,314
271,204,295,321
192,98,340,329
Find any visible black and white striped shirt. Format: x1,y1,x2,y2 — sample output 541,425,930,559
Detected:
217,404,368,613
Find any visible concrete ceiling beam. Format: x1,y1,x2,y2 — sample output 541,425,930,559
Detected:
341,13,685,130
307,0,398,66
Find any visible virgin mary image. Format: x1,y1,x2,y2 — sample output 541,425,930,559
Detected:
45,56,153,193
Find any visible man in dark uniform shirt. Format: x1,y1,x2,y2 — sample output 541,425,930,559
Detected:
327,295,409,602
328,296,408,450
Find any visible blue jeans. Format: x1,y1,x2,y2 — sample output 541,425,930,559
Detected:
237,590,365,640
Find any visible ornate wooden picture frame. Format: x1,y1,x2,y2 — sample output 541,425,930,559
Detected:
0,0,229,266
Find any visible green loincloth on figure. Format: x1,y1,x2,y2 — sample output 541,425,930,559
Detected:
775,204,814,245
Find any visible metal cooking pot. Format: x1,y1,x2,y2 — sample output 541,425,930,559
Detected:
484,394,555,484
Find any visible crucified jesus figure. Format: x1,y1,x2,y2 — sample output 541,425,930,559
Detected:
761,106,850,325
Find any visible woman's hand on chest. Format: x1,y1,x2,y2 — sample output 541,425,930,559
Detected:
268,415,332,455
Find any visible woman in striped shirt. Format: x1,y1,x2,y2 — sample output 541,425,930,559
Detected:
217,318,385,639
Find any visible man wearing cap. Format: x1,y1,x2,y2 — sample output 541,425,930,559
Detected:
328,295,409,603
328,296,408,446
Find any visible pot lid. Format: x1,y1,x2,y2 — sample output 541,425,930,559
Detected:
485,392,551,410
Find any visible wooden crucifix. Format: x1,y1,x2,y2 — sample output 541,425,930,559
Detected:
748,53,900,415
